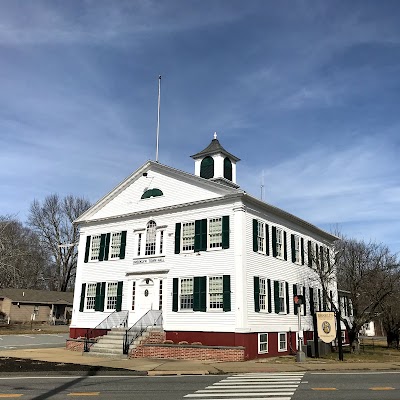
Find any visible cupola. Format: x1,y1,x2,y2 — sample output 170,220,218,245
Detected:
191,133,240,187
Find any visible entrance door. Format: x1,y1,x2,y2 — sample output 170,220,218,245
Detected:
137,277,155,312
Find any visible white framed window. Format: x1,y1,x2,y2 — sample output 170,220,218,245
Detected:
208,276,223,309
180,278,194,310
132,281,136,311
208,217,223,249
182,222,195,252
258,333,268,354
276,228,283,258
110,232,122,259
106,282,118,310
279,332,287,352
341,330,346,343
145,221,157,256
278,281,285,313
86,283,97,310
90,235,101,261
259,278,267,311
257,221,266,254
294,235,301,264
33,305,39,316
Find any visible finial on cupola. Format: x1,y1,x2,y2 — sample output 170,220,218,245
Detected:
214,132,217,140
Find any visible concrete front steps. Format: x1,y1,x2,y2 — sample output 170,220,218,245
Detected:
86,326,163,358
86,328,127,358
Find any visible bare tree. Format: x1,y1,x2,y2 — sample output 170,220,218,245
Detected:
28,194,91,292
307,236,400,352
0,216,49,289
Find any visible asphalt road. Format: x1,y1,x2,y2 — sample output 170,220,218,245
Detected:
0,333,69,350
0,371,399,399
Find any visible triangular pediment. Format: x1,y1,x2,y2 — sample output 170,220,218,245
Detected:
75,161,243,223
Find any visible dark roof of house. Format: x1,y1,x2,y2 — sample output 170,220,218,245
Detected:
191,138,240,161
0,289,73,305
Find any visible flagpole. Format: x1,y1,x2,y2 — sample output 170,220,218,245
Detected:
156,75,161,162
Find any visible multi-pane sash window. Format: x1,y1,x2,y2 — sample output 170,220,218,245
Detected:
86,283,96,310
259,278,267,311
278,281,285,313
106,282,118,310
145,221,157,256
180,278,194,310
258,333,268,353
276,228,283,258
132,281,136,311
279,332,287,351
110,232,122,259
209,218,223,249
182,222,195,251
209,276,223,309
90,235,101,261
294,235,301,263
257,222,265,254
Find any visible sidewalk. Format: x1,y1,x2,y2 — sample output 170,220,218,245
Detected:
1,347,400,375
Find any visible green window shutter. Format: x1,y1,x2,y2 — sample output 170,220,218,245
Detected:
254,276,260,312
200,156,214,179
104,233,110,261
99,282,106,311
291,234,296,263
318,288,322,312
174,223,181,254
84,237,91,263
252,219,258,252
274,280,280,313
272,227,277,257
99,234,106,261
223,275,231,311
172,278,178,312
119,231,127,259
309,287,315,315
315,243,319,267
194,219,207,252
222,216,230,249
116,281,123,312
301,238,305,265
79,283,86,312
285,282,290,314
283,231,288,261
320,246,324,270
193,276,206,312
95,283,102,311
266,224,270,256
293,284,298,315
308,241,312,267
303,286,307,316
267,279,272,313
327,248,331,269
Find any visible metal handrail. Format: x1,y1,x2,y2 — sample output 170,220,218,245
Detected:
123,310,163,354
84,310,129,352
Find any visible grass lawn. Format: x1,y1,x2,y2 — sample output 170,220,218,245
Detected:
0,323,69,335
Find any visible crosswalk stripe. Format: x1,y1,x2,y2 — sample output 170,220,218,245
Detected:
185,398,292,400
197,388,296,392
214,381,301,385
205,386,299,390
185,395,294,398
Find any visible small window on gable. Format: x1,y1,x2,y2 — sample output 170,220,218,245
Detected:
223,157,232,180
141,188,163,199
200,156,214,179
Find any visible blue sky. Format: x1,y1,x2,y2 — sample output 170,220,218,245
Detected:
1,1,399,253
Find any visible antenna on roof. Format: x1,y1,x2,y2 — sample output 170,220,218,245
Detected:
156,75,161,162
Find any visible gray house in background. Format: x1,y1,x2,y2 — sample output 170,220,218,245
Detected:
0,289,73,324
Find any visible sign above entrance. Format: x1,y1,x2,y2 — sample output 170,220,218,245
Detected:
133,257,165,265
316,312,336,343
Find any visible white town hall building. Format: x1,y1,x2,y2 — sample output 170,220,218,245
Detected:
70,135,338,359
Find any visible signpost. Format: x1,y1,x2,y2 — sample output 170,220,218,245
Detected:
294,295,306,362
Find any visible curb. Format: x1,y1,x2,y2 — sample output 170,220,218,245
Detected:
147,370,210,376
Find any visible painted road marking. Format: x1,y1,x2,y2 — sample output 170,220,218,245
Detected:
312,388,337,391
68,393,100,396
0,395,23,398
370,387,395,390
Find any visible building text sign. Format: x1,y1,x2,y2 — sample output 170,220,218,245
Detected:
316,312,336,343
133,258,165,265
